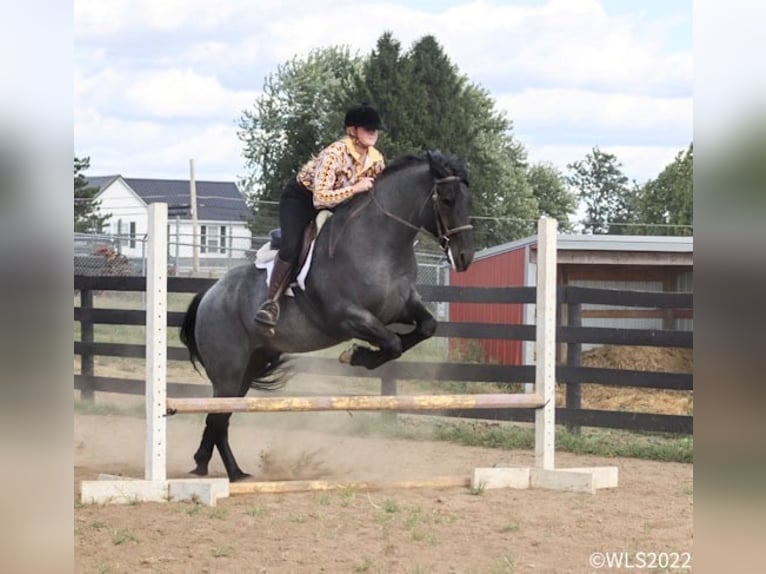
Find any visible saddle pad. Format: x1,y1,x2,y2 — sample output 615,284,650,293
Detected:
253,210,332,295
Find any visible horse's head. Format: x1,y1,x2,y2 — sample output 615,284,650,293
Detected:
426,152,474,271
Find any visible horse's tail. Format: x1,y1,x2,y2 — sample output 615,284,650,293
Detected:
179,289,208,372
249,351,291,391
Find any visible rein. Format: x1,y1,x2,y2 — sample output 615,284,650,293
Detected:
369,175,473,254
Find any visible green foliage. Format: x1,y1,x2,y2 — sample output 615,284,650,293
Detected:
237,46,364,233
237,33,569,247
74,156,108,232
527,162,577,232
567,147,635,234
360,34,539,247
634,143,693,235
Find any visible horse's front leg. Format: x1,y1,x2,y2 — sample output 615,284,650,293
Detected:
396,293,437,354
336,306,403,369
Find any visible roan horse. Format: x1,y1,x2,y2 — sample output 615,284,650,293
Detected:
179,151,474,481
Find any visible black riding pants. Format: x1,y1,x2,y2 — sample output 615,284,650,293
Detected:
277,179,317,265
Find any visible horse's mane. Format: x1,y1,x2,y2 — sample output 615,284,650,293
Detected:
332,150,467,218
377,150,468,184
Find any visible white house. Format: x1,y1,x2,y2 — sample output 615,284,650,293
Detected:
87,175,254,264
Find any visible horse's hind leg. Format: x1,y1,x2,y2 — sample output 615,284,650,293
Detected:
191,412,248,481
191,348,281,481
190,343,253,481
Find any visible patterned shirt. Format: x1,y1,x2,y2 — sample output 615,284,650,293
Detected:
297,136,385,209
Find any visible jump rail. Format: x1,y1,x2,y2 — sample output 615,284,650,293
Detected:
80,208,618,506
166,393,546,414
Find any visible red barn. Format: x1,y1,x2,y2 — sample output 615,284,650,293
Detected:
448,234,693,366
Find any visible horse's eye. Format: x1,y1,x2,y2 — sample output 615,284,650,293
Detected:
440,197,454,208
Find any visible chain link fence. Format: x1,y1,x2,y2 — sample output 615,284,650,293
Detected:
74,233,451,303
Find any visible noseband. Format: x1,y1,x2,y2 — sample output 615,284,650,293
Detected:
370,175,473,254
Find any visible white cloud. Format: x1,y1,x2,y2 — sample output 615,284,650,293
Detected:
434,0,691,94
77,117,243,181
74,0,266,36
496,89,692,132
525,142,685,184
73,0,692,184
76,66,258,119
126,69,257,118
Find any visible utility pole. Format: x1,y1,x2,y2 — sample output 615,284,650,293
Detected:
190,159,199,274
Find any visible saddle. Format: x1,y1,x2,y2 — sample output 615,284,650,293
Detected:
254,211,332,287
267,219,317,273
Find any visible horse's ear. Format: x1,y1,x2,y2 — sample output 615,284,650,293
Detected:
426,150,448,178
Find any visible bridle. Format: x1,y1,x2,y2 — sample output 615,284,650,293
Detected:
370,175,473,254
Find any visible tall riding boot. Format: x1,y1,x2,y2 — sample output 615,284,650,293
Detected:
255,256,294,328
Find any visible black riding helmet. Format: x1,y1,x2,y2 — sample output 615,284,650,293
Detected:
344,103,383,131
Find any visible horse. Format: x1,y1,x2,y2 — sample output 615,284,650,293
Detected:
179,150,475,481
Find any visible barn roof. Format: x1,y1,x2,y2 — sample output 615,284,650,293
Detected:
88,175,253,222
476,233,693,265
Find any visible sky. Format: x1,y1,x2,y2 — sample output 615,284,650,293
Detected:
74,0,693,187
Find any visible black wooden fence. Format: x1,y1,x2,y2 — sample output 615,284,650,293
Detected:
74,275,693,434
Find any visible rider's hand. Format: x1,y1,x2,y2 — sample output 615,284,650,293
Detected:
352,177,374,193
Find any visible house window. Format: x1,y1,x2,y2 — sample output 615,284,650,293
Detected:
129,221,136,248
200,225,227,254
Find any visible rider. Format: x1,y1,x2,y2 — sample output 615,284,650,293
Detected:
255,103,386,329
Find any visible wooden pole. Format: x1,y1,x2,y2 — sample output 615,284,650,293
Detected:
167,393,546,414
229,476,469,495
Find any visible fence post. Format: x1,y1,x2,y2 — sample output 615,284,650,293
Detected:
566,302,582,434
80,288,95,401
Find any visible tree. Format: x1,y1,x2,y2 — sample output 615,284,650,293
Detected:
360,34,539,247
566,147,634,234
237,33,577,247
527,162,577,232
635,144,693,235
74,156,108,232
237,46,364,234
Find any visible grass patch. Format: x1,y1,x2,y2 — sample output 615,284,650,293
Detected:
212,545,234,558
111,528,140,545
245,505,269,518
381,498,399,513
366,417,693,463
468,482,486,496
207,507,228,520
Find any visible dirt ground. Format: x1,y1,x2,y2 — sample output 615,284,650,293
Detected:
74,407,693,574
74,346,693,572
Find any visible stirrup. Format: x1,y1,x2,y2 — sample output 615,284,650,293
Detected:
255,300,280,327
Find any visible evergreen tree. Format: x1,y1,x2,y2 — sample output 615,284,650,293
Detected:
74,156,108,232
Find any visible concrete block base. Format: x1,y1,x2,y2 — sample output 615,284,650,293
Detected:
80,475,230,506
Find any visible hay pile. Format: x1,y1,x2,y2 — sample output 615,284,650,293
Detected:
556,345,693,415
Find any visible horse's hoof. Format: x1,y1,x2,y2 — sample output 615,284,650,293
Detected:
189,465,208,476
229,472,251,483
339,346,355,364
